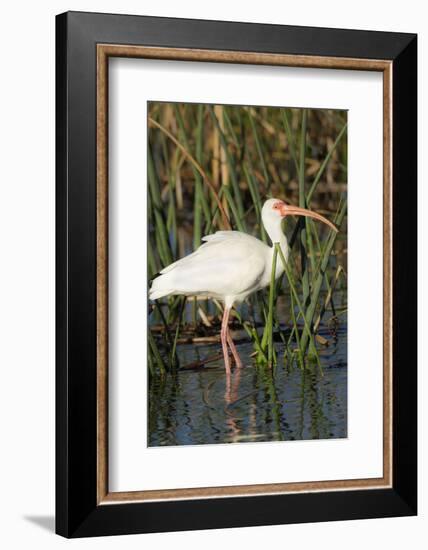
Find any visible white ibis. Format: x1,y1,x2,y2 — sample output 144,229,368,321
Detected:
149,198,337,373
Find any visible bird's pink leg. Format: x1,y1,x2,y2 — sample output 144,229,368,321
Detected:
221,306,232,375
227,330,243,369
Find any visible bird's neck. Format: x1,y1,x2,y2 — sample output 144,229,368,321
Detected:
264,219,289,265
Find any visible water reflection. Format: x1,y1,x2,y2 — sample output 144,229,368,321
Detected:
148,325,347,446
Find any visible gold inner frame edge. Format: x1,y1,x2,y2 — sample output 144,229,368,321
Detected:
96,44,393,505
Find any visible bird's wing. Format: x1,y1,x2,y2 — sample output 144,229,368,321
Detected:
157,231,269,298
160,231,264,274
201,230,258,244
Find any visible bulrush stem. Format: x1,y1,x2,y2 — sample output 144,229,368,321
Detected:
276,244,321,372
267,245,279,366
148,116,231,230
298,110,310,311
170,297,187,370
299,199,347,353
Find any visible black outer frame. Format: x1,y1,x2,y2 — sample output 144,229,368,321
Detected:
56,11,417,538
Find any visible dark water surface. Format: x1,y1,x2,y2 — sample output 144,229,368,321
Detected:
148,323,347,446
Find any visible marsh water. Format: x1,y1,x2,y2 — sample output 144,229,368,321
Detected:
148,294,347,447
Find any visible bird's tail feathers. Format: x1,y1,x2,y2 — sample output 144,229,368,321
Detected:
149,274,173,301
149,288,171,300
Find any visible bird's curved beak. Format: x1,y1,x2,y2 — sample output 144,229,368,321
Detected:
279,203,338,233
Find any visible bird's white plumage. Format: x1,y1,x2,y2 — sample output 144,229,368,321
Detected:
150,230,271,306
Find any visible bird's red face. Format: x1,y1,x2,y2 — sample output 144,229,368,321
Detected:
272,200,338,232
272,200,287,216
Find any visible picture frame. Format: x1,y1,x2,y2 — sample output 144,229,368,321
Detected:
56,11,417,538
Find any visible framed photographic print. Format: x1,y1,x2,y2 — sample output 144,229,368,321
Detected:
56,11,417,538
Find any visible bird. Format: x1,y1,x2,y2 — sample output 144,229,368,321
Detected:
149,198,338,374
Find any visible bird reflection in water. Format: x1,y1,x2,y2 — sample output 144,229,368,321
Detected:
148,330,347,447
